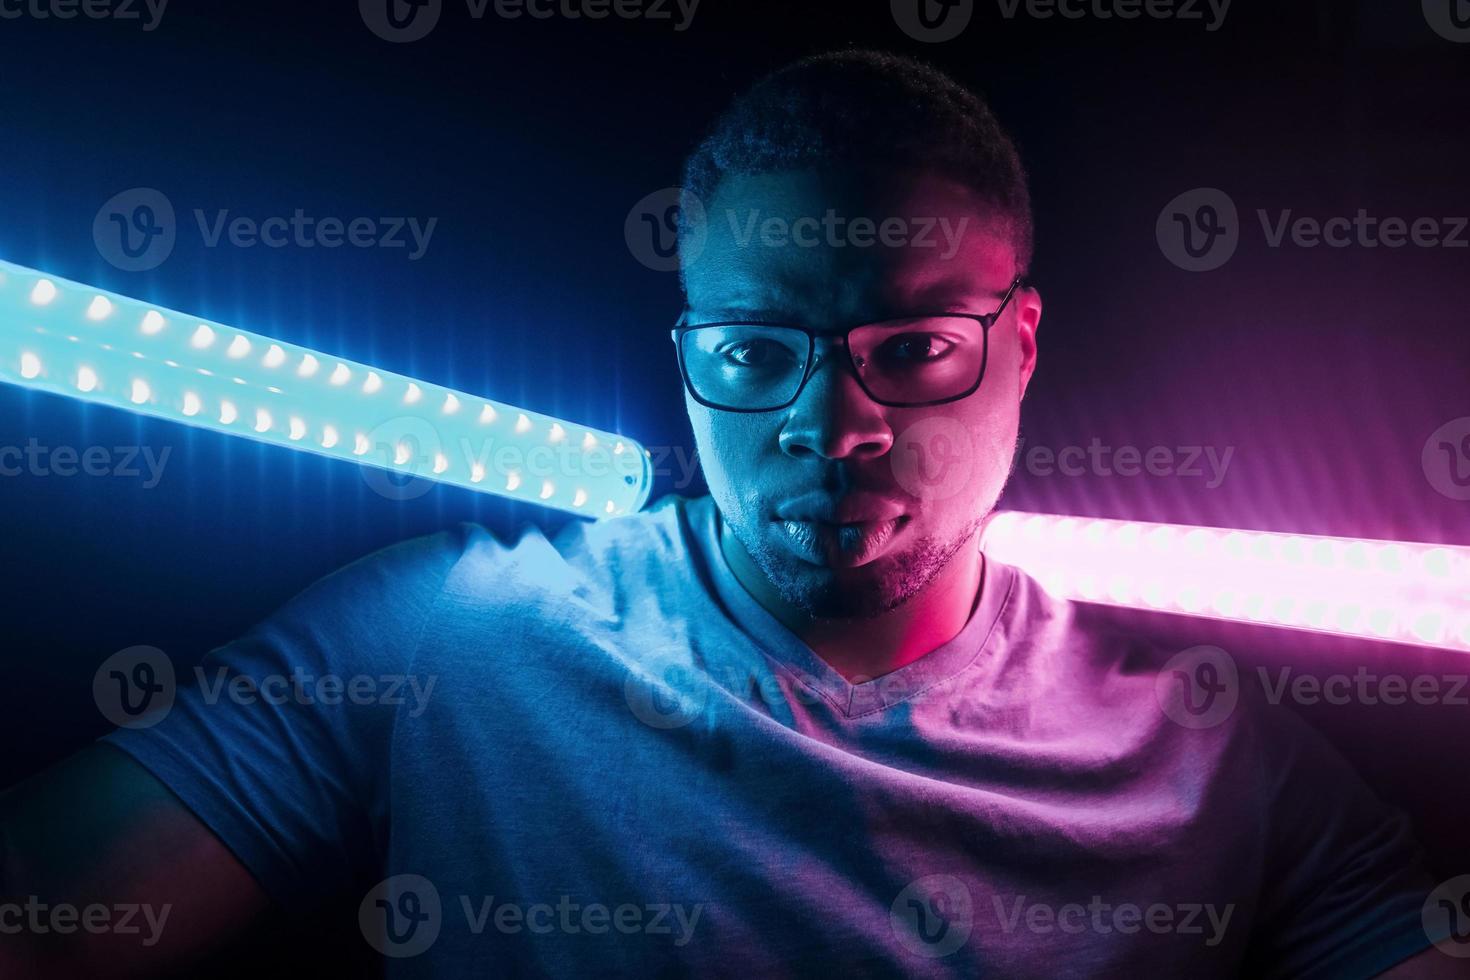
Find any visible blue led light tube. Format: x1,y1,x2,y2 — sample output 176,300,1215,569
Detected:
0,260,653,517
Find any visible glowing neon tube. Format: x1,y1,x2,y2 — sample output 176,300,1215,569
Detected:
0,260,652,517
981,512,1470,652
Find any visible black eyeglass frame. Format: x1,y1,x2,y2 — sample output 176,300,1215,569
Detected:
670,276,1025,412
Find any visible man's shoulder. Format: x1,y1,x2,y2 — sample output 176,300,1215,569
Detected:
363,494,708,626
442,492,697,580
982,566,1336,766
226,496,707,680
346,493,699,582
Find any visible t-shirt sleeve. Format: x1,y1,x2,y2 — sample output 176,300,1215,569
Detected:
1243,697,1438,980
99,525,472,915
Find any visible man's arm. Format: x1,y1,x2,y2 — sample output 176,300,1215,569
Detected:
0,743,269,978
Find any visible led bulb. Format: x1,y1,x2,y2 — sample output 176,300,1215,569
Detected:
0,258,652,518
982,512,1470,653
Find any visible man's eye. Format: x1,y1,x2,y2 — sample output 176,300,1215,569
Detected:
880,334,956,363
721,340,792,367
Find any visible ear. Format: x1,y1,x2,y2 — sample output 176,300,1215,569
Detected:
1012,286,1042,401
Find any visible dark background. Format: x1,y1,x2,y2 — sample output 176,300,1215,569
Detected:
1,0,1467,973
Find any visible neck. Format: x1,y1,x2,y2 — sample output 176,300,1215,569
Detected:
721,520,985,683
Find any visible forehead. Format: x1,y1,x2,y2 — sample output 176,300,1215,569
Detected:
681,168,1017,326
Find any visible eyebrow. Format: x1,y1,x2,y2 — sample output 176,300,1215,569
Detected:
682,306,797,324
682,289,1010,326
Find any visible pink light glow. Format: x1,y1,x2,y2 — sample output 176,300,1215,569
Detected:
980,513,1470,652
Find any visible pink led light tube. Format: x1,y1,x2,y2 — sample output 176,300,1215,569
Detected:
980,512,1470,652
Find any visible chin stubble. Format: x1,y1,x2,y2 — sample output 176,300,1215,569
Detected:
738,516,986,620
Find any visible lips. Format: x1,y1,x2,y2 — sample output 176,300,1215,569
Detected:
774,491,906,525
776,515,908,569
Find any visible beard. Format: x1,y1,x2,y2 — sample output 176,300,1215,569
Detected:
728,515,986,620
707,423,1021,621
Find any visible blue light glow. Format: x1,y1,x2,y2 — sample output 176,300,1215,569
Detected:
0,260,653,517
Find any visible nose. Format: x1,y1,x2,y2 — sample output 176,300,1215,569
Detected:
778,347,894,462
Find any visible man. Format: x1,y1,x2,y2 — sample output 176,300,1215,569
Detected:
1,51,1461,978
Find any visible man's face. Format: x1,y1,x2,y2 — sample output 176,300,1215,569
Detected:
679,168,1041,618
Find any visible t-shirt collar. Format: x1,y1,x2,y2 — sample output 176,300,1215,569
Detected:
685,495,1016,719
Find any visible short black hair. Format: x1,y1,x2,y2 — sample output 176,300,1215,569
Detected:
680,49,1033,278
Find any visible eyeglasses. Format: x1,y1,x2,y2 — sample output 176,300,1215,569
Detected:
671,277,1023,412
